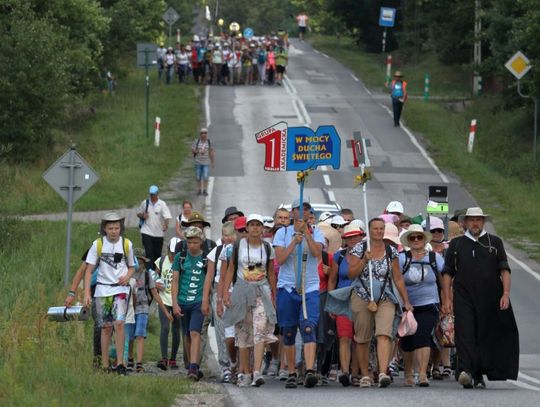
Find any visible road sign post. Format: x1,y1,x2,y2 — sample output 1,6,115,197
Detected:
505,51,538,164
379,7,396,53
137,43,157,138
424,73,430,101
42,147,99,286
163,7,180,46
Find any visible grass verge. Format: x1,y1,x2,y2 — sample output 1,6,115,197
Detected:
1,65,201,216
310,35,540,260
0,219,192,406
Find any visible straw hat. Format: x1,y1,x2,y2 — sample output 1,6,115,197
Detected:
383,223,400,246
459,207,490,221
400,224,432,247
394,71,404,78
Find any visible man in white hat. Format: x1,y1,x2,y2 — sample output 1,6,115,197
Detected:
441,207,519,389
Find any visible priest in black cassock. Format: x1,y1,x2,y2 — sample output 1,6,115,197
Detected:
442,207,519,389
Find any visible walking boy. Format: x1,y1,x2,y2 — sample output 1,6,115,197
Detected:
84,212,135,375
172,226,208,380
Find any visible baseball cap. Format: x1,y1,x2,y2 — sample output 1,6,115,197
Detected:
149,185,159,194
318,211,334,224
184,226,204,240
234,216,247,230
386,201,404,214
330,215,347,226
169,237,181,252
291,198,311,209
200,127,208,133
262,216,274,228
246,214,264,225
349,219,366,232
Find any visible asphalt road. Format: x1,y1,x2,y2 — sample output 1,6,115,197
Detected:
203,39,540,405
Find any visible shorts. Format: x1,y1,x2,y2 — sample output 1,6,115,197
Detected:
299,26,306,34
195,163,210,181
350,295,395,344
336,315,354,339
180,302,204,334
277,288,319,328
132,313,149,339
125,323,135,341
276,65,286,74
95,293,128,328
235,296,277,348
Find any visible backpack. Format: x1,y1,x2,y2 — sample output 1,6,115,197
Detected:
401,250,438,283
230,239,272,285
391,81,404,98
258,50,266,64
143,267,154,306
195,138,211,152
174,238,216,273
336,248,348,268
139,199,149,229
96,236,131,261
356,241,393,304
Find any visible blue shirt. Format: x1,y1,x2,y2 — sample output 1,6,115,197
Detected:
398,251,444,306
333,250,352,289
273,225,325,293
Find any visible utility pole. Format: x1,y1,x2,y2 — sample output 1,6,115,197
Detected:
473,0,482,95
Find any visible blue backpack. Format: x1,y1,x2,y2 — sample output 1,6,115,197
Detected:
258,50,266,64
392,81,404,98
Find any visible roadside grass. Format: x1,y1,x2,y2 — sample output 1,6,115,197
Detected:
0,220,190,406
310,35,470,97
0,66,201,216
310,35,540,260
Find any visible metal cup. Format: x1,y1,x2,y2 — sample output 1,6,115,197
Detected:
47,305,90,322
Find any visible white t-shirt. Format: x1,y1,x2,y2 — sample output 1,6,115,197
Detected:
138,198,172,237
125,278,137,324
207,245,226,284
86,237,135,297
235,239,275,283
297,14,308,27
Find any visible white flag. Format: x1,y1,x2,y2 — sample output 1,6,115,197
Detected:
205,6,211,21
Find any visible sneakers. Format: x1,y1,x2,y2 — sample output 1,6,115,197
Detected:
237,373,251,387
267,359,279,376
187,367,200,381
474,376,486,389
168,359,178,370
458,371,473,389
157,358,168,371
320,375,330,386
278,369,288,381
221,368,232,383
338,373,351,387
251,371,265,387
378,372,391,388
388,361,399,377
304,370,318,388
116,364,127,376
285,373,298,389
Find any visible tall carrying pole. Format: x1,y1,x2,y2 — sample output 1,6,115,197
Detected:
517,81,538,164
473,0,482,95
62,147,79,286
145,49,150,139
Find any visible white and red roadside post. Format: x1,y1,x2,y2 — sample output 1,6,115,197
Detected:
177,29,181,44
155,117,161,147
467,119,477,153
385,54,392,86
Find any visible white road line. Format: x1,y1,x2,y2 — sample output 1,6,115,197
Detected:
362,83,373,96
284,75,311,126
205,85,211,127
320,165,328,171
298,98,312,125
292,99,305,126
208,327,252,406
321,52,330,59
351,73,359,82
378,103,449,184
519,371,540,386
314,49,320,54
328,190,336,202
284,75,297,94
323,174,331,186
507,252,540,283
509,379,540,391
206,176,214,207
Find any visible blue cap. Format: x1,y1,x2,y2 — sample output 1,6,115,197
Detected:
291,198,311,209
149,185,159,194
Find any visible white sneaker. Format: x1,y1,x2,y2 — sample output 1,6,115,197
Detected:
251,371,265,387
237,373,251,387
277,369,288,381
267,359,279,376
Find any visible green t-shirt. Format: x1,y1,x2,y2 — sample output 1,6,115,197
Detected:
172,252,205,305
275,49,288,66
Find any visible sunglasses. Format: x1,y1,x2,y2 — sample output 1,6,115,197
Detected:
248,262,263,271
431,228,444,233
408,235,425,242
331,224,345,229
237,228,248,233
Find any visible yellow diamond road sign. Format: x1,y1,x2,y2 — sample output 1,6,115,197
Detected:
505,51,532,80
